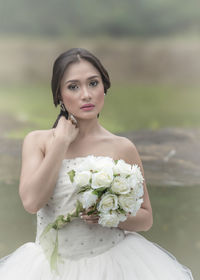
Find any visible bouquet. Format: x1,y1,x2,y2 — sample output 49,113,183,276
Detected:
39,156,144,273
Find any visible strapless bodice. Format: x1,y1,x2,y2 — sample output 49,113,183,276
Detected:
35,156,125,260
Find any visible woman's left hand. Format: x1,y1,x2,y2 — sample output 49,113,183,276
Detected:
79,207,99,224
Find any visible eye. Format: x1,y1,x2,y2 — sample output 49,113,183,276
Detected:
89,80,99,87
68,84,79,90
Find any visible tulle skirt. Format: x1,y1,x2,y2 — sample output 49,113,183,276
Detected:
0,232,194,280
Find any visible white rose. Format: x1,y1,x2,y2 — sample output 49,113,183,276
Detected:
93,157,115,172
97,193,118,213
74,170,91,188
117,212,127,222
129,166,144,198
78,189,98,210
75,156,114,173
113,159,132,177
75,155,97,172
111,176,131,194
129,198,144,216
131,165,144,184
128,176,144,198
134,183,144,198
98,211,120,227
118,191,138,213
91,167,113,189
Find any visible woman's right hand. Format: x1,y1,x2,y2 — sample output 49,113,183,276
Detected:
52,115,79,146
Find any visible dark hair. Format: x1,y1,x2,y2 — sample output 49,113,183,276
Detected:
51,48,111,128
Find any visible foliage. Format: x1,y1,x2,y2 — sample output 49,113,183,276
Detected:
0,0,200,37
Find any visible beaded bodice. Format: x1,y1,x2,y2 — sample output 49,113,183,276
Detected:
35,155,125,260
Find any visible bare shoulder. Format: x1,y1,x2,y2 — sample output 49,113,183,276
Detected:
23,129,51,143
23,129,53,154
114,135,141,166
100,129,138,162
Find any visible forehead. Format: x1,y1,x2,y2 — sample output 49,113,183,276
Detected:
62,59,100,81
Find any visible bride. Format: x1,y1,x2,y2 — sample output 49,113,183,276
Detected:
0,48,194,279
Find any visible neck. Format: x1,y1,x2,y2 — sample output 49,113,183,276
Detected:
75,117,102,140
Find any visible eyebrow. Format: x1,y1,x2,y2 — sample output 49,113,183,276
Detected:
64,75,100,85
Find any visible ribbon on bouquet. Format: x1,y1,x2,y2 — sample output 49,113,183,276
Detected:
39,200,84,274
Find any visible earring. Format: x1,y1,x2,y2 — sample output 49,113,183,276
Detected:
104,93,106,96
69,113,78,126
59,100,66,111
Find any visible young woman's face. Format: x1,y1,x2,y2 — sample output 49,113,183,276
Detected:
60,59,105,120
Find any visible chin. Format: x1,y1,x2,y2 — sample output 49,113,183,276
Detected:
79,113,99,120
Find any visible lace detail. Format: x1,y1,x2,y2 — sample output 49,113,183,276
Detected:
62,154,115,161
62,154,124,165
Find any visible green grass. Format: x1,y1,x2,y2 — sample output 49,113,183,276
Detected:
107,83,200,131
0,83,200,139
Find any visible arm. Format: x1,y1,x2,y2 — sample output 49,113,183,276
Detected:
117,138,153,232
19,130,70,214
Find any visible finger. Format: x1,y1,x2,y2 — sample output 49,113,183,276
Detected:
86,215,99,220
58,116,67,126
52,128,56,138
87,221,97,224
82,215,99,221
88,219,99,222
60,115,66,121
81,213,93,218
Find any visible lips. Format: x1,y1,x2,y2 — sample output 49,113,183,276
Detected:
80,103,95,108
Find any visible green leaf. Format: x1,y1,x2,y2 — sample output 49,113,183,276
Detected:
39,222,54,239
107,188,114,194
50,230,59,273
76,200,83,214
87,209,97,215
91,190,99,195
77,185,91,193
117,208,126,214
94,187,107,192
92,189,106,198
68,170,75,182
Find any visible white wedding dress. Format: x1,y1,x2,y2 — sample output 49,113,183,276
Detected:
0,155,194,279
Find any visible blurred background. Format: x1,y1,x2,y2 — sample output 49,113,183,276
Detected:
0,0,199,278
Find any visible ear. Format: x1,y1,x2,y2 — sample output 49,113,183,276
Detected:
58,92,62,103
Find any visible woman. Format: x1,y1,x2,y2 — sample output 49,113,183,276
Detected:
0,48,194,279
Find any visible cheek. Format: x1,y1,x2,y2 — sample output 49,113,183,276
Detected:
96,85,105,101
96,91,105,107
62,94,76,109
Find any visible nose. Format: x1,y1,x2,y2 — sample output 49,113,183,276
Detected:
81,86,92,100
